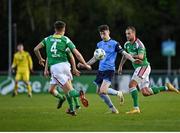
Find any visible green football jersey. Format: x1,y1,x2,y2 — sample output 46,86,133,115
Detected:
124,38,150,69
66,48,73,60
41,34,76,67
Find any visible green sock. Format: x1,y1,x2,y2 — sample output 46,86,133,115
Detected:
158,86,167,91
130,88,139,107
151,86,166,94
69,89,80,97
53,90,63,100
65,94,74,112
73,97,80,107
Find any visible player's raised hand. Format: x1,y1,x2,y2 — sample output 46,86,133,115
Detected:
72,68,80,76
134,59,142,64
39,58,45,66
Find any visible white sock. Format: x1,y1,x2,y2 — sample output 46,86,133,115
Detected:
165,86,168,91
53,89,59,96
107,88,118,95
134,106,139,110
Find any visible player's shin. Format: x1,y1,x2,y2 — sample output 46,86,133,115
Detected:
73,97,80,109
99,93,114,108
27,84,32,95
51,89,64,100
130,87,139,108
68,89,80,97
65,94,75,112
14,83,18,95
150,86,167,94
107,88,124,104
107,88,119,95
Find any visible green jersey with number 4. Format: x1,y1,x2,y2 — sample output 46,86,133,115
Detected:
41,34,76,67
124,38,150,69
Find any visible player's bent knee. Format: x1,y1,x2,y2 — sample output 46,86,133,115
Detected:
99,87,108,94
99,90,107,94
49,89,53,94
129,80,137,88
98,88,107,94
49,88,55,94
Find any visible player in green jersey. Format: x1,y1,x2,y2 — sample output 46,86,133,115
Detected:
34,21,91,115
118,26,179,114
44,48,81,115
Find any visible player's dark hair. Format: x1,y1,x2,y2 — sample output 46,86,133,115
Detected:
98,25,109,32
17,43,23,47
126,26,136,33
54,21,66,31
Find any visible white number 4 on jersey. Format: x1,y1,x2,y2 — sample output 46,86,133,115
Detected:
51,42,57,55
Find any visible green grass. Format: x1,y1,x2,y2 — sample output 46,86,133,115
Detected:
0,92,180,131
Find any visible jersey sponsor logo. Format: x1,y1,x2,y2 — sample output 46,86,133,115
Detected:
129,52,137,55
52,54,60,57
50,38,61,42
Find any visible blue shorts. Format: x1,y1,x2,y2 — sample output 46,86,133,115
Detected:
94,70,114,87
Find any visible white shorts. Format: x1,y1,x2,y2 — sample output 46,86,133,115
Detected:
50,62,73,87
131,65,151,89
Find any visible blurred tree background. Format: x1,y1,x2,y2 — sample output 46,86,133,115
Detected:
0,0,180,70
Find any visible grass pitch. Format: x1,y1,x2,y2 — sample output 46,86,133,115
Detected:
0,92,180,131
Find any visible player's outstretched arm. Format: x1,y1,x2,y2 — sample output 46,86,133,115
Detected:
87,56,97,65
72,48,92,70
118,55,127,74
34,43,45,66
121,51,142,64
121,51,135,62
77,56,97,69
68,52,80,76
